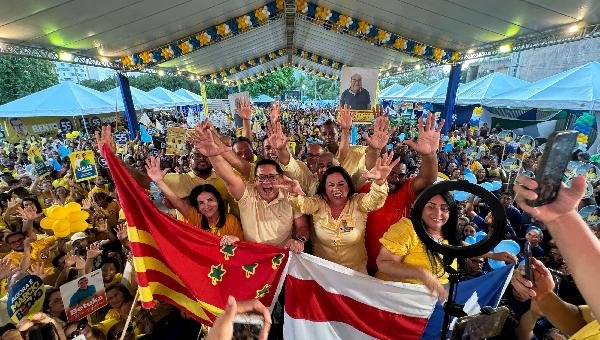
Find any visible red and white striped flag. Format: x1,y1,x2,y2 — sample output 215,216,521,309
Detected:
283,254,437,340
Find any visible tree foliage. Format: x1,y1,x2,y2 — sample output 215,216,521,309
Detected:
239,68,295,98
290,72,340,100
0,55,59,104
79,73,229,99
379,68,448,89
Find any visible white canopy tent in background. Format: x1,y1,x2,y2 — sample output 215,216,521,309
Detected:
405,78,449,103
484,61,600,110
0,81,117,117
386,82,427,101
104,86,163,110
379,83,404,100
455,72,530,105
174,89,203,104
147,87,193,106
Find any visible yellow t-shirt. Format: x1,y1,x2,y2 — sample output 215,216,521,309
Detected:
186,212,244,240
375,218,452,284
281,157,318,196
571,306,600,339
339,145,367,178
289,182,388,273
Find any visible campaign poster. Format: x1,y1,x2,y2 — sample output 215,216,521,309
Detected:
7,275,46,323
69,150,98,182
60,269,107,322
165,127,187,156
228,91,250,129
27,146,51,178
338,66,378,123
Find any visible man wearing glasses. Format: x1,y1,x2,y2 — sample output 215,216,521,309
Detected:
339,73,371,110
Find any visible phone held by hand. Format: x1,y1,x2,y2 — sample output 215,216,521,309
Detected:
524,240,534,285
232,313,264,340
525,130,578,207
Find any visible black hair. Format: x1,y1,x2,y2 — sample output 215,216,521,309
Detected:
22,196,43,213
101,256,122,273
42,288,67,322
255,159,284,175
105,283,134,302
188,184,227,231
52,252,67,268
316,166,356,199
423,192,460,278
232,136,253,150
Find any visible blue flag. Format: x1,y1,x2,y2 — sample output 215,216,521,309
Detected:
422,265,514,339
350,124,359,144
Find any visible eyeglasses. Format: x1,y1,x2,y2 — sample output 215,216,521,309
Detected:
67,320,87,339
256,174,279,182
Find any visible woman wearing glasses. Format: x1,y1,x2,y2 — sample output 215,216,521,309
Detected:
145,156,243,246
375,193,516,300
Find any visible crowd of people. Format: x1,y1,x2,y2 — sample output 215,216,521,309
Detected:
0,99,598,339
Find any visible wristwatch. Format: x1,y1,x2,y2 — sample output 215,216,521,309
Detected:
294,235,308,243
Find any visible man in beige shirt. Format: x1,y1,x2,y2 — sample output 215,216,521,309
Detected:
189,122,309,251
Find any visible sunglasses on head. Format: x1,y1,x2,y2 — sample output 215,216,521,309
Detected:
67,320,87,339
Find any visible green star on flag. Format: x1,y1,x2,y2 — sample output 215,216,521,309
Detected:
255,284,271,299
242,263,259,278
208,264,226,285
271,253,285,270
220,244,236,260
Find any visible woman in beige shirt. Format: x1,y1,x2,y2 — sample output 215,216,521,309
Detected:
284,152,399,273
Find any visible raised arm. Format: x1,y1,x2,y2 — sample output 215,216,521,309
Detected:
363,105,392,170
514,175,600,319
337,104,352,163
212,128,251,179
189,121,246,200
237,97,254,142
404,112,443,193
145,156,194,220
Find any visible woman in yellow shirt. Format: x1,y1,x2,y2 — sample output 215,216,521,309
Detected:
285,152,397,273
376,193,516,299
145,156,243,245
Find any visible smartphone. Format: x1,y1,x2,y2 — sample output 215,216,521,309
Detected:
524,241,535,285
232,313,264,340
525,130,578,207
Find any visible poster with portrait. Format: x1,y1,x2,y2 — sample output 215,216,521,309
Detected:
60,269,107,322
27,145,51,178
165,127,187,156
338,66,378,123
69,150,98,182
228,91,250,129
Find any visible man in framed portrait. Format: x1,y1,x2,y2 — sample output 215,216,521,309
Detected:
339,73,371,110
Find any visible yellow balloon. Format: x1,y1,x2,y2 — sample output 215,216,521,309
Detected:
52,220,71,237
72,131,80,137
70,220,89,232
64,202,82,213
50,207,68,220
68,210,89,222
44,205,58,217
40,217,56,229
66,132,73,139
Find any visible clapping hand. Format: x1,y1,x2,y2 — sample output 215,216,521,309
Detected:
361,151,402,183
274,176,305,196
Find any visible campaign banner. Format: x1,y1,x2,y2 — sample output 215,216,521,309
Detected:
69,150,98,182
7,275,46,323
60,269,107,322
165,127,187,156
338,67,378,112
27,146,51,177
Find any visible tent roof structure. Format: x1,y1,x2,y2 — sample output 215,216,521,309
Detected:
455,72,530,105
386,82,428,100
104,86,163,109
147,87,193,106
379,83,404,99
0,81,117,117
252,94,275,103
484,61,600,110
1,0,597,84
174,88,203,103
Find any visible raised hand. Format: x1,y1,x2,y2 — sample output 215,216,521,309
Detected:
363,105,393,150
28,263,51,280
95,125,117,155
337,104,353,131
86,243,102,260
269,101,281,122
274,176,305,196
7,197,20,210
115,224,128,241
361,151,402,182
0,258,16,280
187,121,230,157
266,120,288,151
237,97,253,120
17,205,39,223
82,198,92,210
95,217,108,232
145,156,169,183
404,112,444,156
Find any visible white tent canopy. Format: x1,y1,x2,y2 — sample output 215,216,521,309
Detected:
405,78,449,103
386,82,427,101
174,89,203,103
104,86,163,110
484,61,600,110
0,81,117,117
147,87,193,106
379,83,404,99
455,72,530,105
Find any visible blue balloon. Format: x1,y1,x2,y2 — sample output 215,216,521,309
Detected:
453,190,471,201
493,240,520,255
463,168,473,175
491,181,502,191
443,144,453,153
480,182,493,191
464,236,477,244
441,135,449,142
58,145,71,158
475,231,487,242
464,173,477,184
398,133,405,142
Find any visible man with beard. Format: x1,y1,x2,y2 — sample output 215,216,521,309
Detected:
163,147,239,218
189,121,309,251
360,112,443,274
